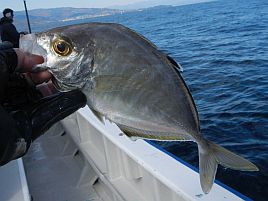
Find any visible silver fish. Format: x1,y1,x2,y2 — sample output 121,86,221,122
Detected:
20,23,258,193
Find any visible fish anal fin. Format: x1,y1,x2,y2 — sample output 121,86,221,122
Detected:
118,126,139,138
91,109,104,123
118,125,191,141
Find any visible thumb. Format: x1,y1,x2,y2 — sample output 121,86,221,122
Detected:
14,48,44,72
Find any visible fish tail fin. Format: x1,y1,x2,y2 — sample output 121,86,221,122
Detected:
198,140,258,194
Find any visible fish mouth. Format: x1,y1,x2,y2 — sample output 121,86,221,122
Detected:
51,77,62,91
20,34,49,72
31,65,49,73
51,77,77,92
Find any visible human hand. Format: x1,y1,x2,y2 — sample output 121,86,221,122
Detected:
0,48,86,166
14,48,51,83
13,48,56,96
10,48,87,137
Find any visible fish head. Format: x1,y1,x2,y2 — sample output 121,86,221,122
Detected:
20,25,95,91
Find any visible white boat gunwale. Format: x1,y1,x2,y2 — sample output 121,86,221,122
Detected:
145,140,253,201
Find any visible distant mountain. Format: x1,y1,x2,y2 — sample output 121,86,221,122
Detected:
13,1,213,32
14,7,127,32
109,0,213,9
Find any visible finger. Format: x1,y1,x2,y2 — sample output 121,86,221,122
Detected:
29,71,52,84
37,82,58,97
14,48,44,72
26,54,44,67
22,54,44,72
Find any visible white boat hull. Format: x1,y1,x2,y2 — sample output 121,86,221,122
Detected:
0,106,250,201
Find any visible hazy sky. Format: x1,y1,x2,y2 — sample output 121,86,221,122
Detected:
1,0,145,11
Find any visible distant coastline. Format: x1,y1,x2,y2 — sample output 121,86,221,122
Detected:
14,6,169,31
14,0,214,32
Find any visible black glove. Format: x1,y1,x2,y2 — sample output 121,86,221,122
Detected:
0,89,87,166
30,90,87,140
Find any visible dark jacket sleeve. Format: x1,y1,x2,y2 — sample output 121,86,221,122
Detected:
1,23,20,48
0,106,28,166
0,49,22,166
0,49,18,102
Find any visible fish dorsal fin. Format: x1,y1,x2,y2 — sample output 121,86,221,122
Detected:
166,55,183,72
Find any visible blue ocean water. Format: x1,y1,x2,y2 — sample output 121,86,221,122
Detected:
24,0,268,200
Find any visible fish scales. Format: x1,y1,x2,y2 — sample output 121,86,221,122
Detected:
20,22,258,194
97,24,198,132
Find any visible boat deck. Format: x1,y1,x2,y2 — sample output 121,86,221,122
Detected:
0,159,29,201
23,124,103,201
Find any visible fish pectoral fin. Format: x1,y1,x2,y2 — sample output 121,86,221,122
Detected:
198,140,259,194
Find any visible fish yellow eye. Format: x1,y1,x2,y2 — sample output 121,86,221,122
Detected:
52,39,72,56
